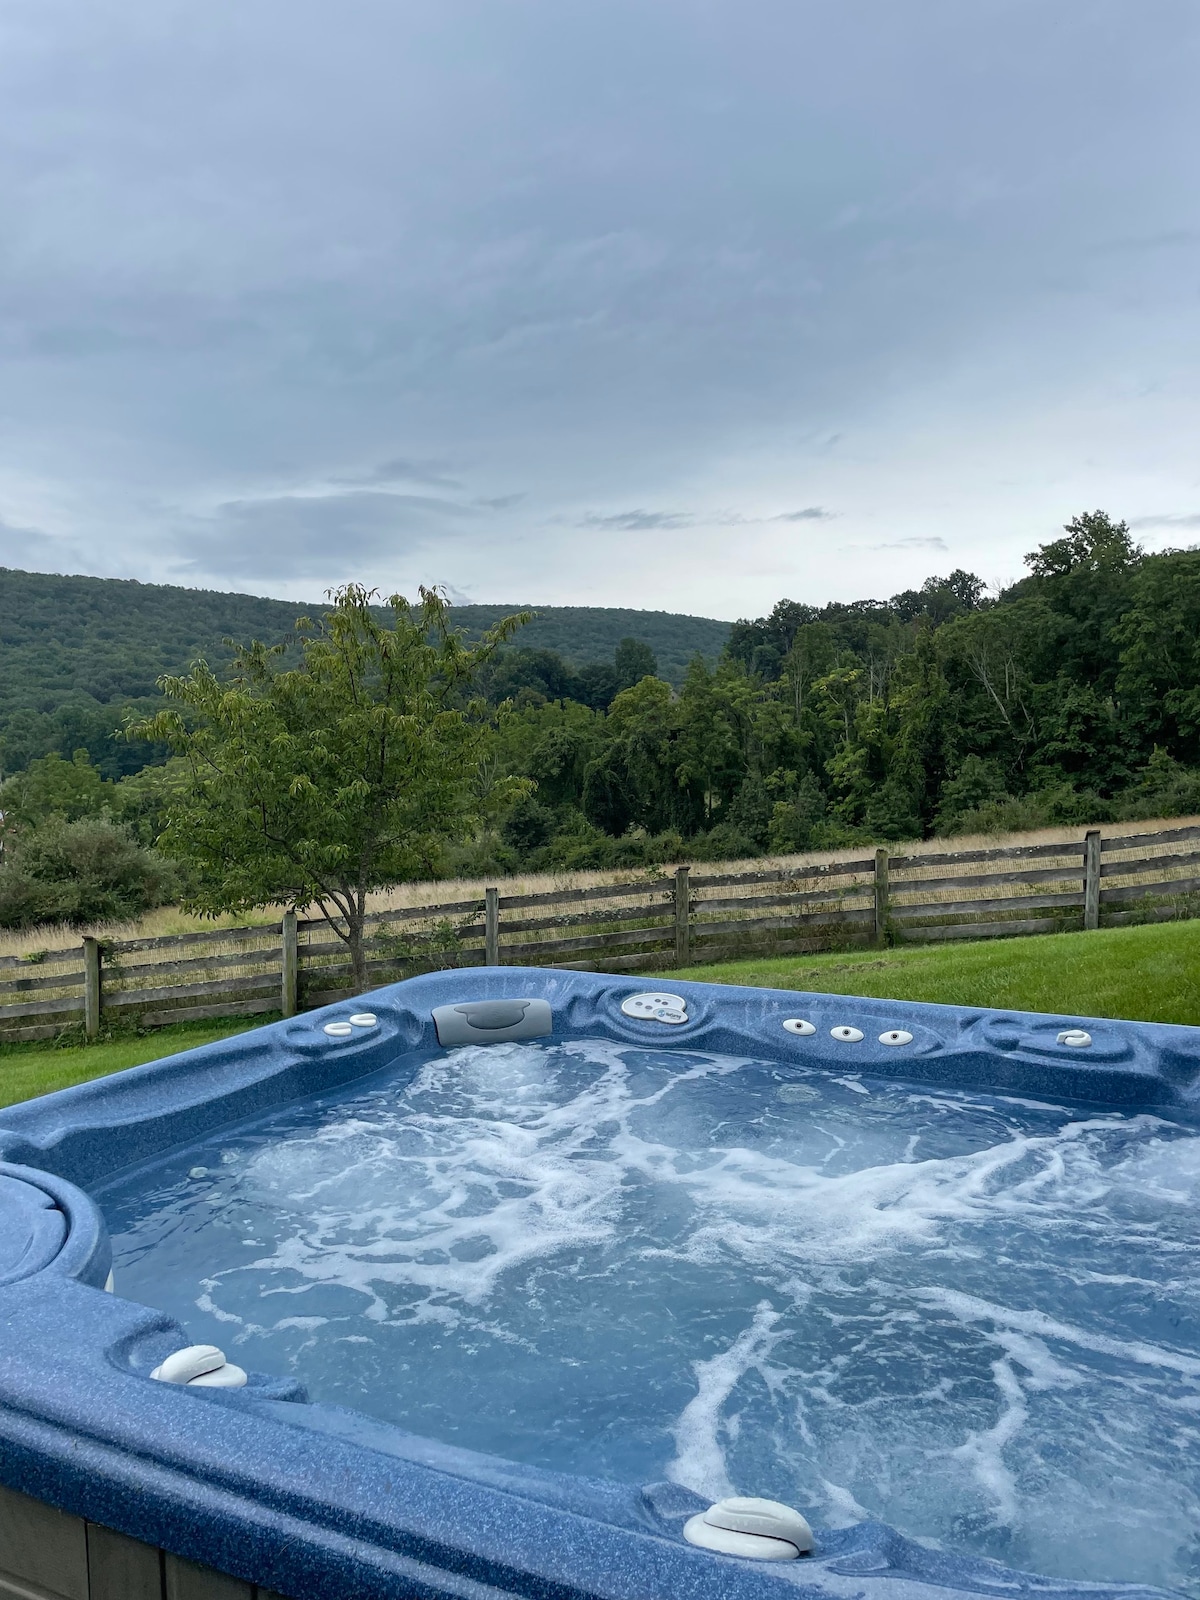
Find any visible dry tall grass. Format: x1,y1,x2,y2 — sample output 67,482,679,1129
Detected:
1,813,1194,963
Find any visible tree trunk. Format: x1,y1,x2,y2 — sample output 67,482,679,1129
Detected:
347,905,367,991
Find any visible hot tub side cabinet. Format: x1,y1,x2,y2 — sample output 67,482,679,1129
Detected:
0,1483,289,1600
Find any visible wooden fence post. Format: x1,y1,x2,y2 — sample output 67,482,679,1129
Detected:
485,887,501,966
1083,829,1102,930
674,866,691,967
281,910,298,1017
874,848,890,947
82,936,101,1040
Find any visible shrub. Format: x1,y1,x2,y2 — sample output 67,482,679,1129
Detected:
687,822,763,862
768,772,828,852
0,818,179,928
1117,749,1200,821
934,757,1014,835
723,773,772,850
500,795,557,853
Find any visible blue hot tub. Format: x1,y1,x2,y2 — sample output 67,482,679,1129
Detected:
1,968,1198,1600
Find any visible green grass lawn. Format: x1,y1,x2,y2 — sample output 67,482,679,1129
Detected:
2,920,1197,1113
0,1015,279,1110
661,918,1200,1026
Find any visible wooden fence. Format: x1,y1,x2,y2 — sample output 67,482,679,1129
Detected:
2,821,1198,1043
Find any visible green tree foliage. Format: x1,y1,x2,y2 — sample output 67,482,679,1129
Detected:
0,569,728,778
613,637,658,690
582,676,687,835
479,648,621,711
0,749,114,826
457,512,1200,868
1114,550,1200,759
768,771,829,852
132,586,529,982
106,758,196,848
483,648,588,707
10,509,1200,902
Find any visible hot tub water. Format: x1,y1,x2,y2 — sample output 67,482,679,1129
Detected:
99,1039,1200,1596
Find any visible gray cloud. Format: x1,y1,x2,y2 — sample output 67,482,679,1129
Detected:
0,516,75,571
842,536,948,553
579,510,694,531
173,491,470,581
1129,512,1200,530
476,493,526,510
0,0,1195,614
332,459,462,490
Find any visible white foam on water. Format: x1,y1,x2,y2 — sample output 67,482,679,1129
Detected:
228,1044,648,1314
949,1357,1028,1526
667,1301,783,1499
194,1289,242,1325
209,1038,786,1326
1114,1135,1200,1202
103,1037,1200,1596
647,1118,1124,1272
918,1287,1200,1378
818,1477,874,1529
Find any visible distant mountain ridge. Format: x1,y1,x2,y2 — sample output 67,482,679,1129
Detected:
447,602,730,680
0,567,730,776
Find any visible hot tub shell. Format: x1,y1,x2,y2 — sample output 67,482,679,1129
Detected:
1,967,1196,1600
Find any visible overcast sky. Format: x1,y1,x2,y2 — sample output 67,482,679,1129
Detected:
1,0,1197,620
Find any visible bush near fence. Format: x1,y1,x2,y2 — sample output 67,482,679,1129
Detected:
2,820,1198,1043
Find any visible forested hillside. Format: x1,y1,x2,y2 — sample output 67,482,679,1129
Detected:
3,510,1200,926
475,511,1200,870
0,573,304,777
0,568,728,777
442,604,729,681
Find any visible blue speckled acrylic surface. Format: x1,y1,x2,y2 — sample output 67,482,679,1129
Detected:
2,967,1199,1600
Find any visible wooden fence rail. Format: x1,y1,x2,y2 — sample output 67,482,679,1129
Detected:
2,820,1198,1042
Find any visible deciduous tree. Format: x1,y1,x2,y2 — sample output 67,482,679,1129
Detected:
133,585,528,987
